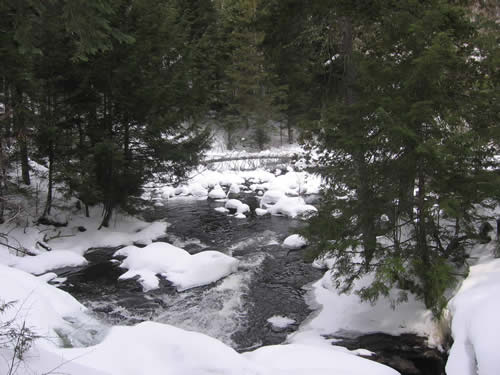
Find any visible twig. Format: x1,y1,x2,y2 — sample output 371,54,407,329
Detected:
40,348,97,375
0,241,36,256
36,241,52,252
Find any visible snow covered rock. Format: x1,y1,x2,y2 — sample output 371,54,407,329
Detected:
209,185,227,199
175,185,190,196
225,199,250,216
115,242,239,292
255,208,268,216
161,186,176,199
229,183,241,195
283,234,308,249
261,190,285,207
189,183,209,198
267,315,296,331
267,197,317,219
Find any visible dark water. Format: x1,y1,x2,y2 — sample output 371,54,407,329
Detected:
57,194,446,374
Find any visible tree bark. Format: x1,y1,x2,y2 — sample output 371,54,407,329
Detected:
13,86,30,185
42,142,54,217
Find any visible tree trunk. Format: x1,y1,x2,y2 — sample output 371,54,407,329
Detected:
13,86,30,185
99,201,113,229
19,140,30,185
415,167,432,307
0,137,5,223
340,16,376,269
287,118,294,144
42,142,54,217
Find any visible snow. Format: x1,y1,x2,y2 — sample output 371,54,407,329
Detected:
0,155,404,375
209,184,227,199
189,183,209,198
255,208,268,216
283,234,308,249
261,190,286,206
0,269,398,375
290,268,442,348
225,199,250,216
0,206,168,260
445,242,500,375
63,323,397,375
244,343,398,375
266,196,318,219
267,315,296,329
0,264,89,346
144,163,321,203
64,322,263,375
114,242,239,292
0,247,398,375
229,183,241,194
13,250,87,274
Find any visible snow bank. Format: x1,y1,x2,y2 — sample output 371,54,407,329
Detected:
115,242,239,291
0,208,168,261
146,166,321,202
283,234,308,249
0,264,89,345
63,322,397,375
446,243,500,375
0,263,397,375
64,322,263,375
244,343,399,375
13,251,87,274
290,263,441,349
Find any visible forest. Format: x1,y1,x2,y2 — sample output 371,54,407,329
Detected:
0,1,499,375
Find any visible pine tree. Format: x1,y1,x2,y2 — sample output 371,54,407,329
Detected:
216,0,283,150
302,0,499,315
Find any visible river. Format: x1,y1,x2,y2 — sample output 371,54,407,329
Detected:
57,193,447,375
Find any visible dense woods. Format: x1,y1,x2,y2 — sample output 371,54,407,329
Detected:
1,0,498,315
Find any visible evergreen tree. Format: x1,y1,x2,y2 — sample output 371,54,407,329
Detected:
0,0,215,227
216,0,283,150
303,0,499,315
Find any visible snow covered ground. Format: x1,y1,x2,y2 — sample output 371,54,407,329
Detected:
445,242,500,375
0,154,399,375
2,152,499,375
0,207,168,274
0,261,398,375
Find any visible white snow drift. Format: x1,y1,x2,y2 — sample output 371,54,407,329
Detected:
0,263,399,375
114,242,239,291
445,242,500,375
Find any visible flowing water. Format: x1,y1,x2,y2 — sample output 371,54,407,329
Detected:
60,195,322,350
57,194,447,374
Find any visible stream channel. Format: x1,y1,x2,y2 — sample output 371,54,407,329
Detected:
55,194,447,375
